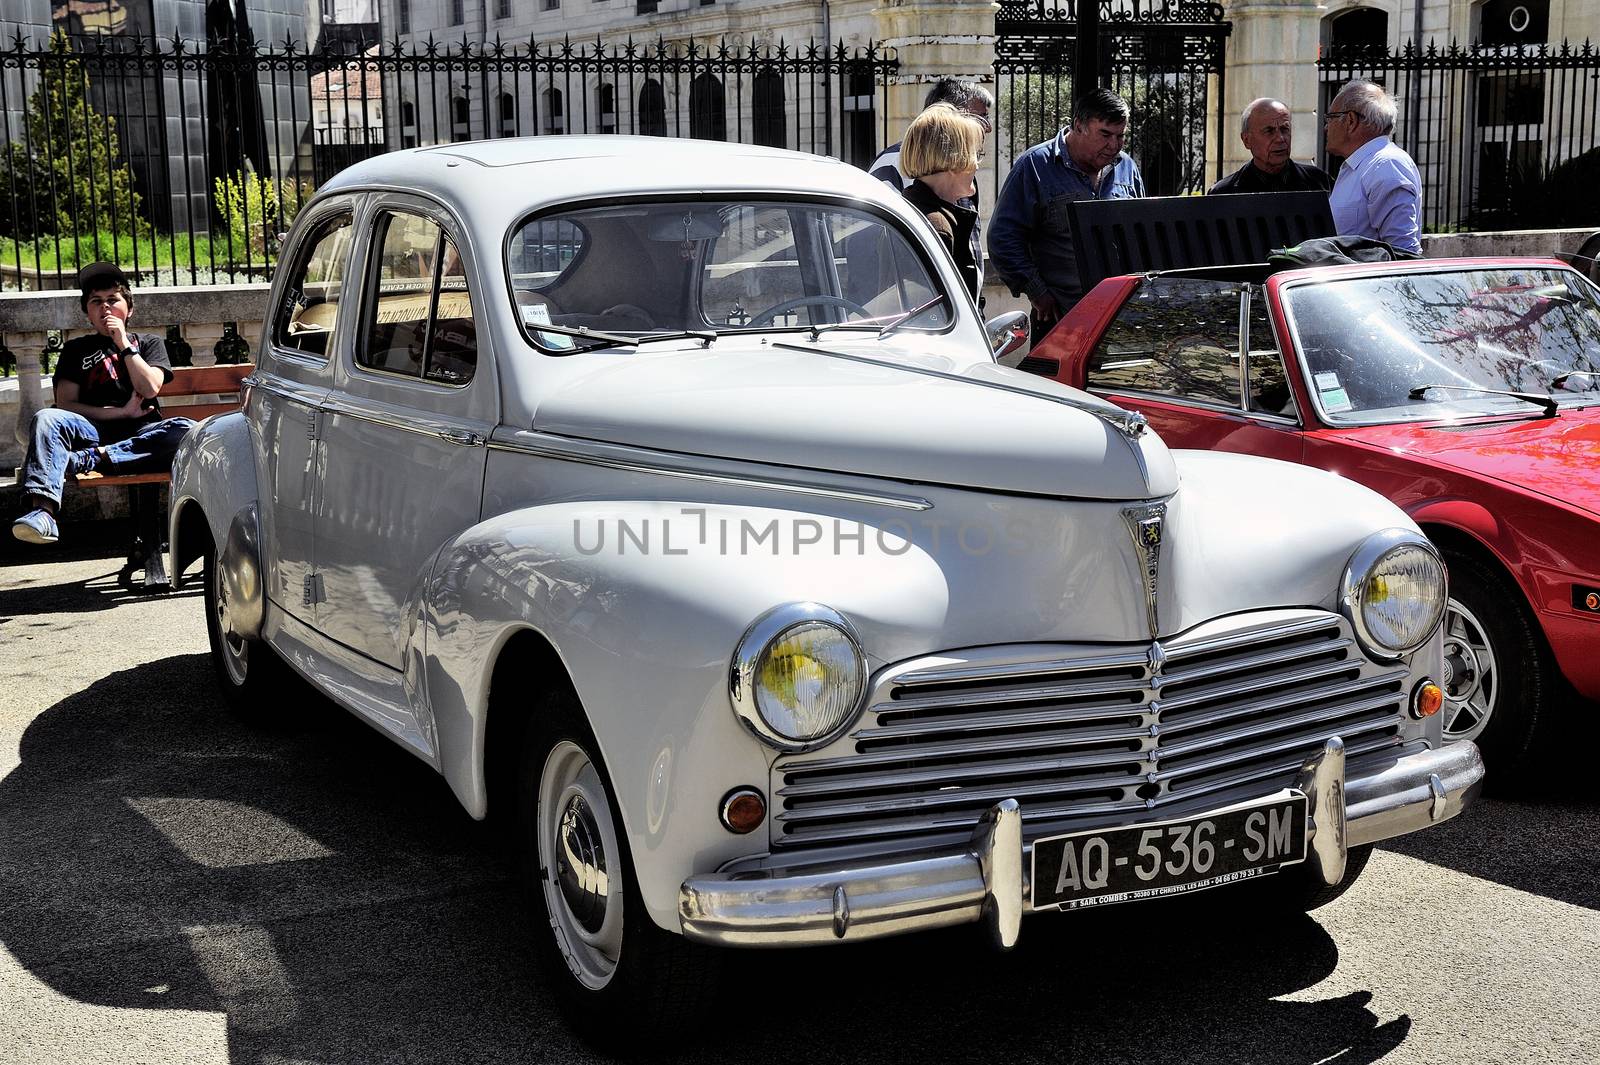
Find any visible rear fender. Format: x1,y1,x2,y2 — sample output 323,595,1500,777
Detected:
168,412,260,594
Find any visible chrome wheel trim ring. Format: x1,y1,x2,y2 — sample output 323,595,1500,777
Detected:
212,560,249,686
536,740,624,990
1441,596,1497,744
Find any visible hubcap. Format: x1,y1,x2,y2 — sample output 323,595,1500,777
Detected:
212,560,249,685
1440,597,1497,743
537,740,624,990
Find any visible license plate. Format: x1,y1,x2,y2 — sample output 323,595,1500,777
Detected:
1031,792,1308,911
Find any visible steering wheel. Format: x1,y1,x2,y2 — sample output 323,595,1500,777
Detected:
746,294,871,327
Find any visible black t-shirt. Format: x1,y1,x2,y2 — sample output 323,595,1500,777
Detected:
53,331,173,430
1208,159,1334,195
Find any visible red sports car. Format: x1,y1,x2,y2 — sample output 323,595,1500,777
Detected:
1040,256,1600,778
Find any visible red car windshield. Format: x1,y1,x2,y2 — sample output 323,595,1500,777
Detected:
1285,267,1600,424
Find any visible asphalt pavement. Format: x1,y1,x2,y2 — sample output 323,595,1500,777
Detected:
2,548,1598,1065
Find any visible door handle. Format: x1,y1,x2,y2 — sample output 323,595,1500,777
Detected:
438,428,484,446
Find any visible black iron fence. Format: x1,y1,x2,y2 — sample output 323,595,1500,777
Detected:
0,34,897,292
993,1,1231,200
1318,41,1600,232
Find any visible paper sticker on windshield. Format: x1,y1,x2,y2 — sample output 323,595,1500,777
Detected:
1314,371,1353,413
520,303,574,350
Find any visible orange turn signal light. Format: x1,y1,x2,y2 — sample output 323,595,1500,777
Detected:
1412,681,1444,719
720,788,767,834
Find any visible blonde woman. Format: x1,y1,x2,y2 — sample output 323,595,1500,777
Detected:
900,103,985,300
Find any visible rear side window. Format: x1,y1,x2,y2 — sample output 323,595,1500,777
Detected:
1087,279,1242,408
275,212,353,358
360,210,476,385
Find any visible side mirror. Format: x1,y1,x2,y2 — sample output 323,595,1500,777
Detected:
985,310,1030,362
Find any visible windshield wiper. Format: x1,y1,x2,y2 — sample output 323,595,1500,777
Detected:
636,330,718,346
877,294,951,339
803,294,951,341
523,321,639,353
1408,383,1559,417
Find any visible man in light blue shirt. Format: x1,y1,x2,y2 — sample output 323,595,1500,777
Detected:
1325,79,1422,255
989,88,1146,328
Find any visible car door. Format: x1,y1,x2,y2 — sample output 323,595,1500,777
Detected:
312,195,495,669
256,202,356,624
1076,278,1304,464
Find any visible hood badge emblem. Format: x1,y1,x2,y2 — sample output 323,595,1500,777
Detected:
1123,502,1166,638
1108,410,1148,439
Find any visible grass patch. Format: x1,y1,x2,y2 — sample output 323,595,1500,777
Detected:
1,230,279,285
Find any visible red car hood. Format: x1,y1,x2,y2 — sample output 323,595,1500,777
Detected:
1332,407,1600,517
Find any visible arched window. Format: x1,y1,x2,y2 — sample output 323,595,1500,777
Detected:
543,87,564,134
752,66,785,148
401,98,417,148
690,73,726,141
638,79,666,137
451,96,470,142
499,92,517,137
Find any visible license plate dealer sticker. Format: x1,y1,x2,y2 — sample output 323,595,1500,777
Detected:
1031,792,1308,911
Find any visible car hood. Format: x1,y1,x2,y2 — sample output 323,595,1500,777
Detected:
1335,407,1600,516
531,343,1178,499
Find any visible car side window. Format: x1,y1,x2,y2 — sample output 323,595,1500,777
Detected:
275,212,353,358
1087,279,1242,408
1246,286,1296,418
360,210,476,385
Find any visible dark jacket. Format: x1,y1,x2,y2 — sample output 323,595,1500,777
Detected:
904,179,980,300
1208,159,1333,195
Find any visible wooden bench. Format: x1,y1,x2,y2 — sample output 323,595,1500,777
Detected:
68,364,252,590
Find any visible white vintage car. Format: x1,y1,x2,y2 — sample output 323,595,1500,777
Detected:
170,138,1483,1045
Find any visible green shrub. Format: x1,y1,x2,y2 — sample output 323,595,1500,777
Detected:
211,170,314,265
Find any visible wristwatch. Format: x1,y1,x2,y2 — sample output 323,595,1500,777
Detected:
119,345,139,357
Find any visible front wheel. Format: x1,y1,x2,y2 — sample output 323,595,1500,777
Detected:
1440,550,1552,782
517,691,721,1049
202,529,284,717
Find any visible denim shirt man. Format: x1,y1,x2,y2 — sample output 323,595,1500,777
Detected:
1328,134,1422,255
989,98,1146,326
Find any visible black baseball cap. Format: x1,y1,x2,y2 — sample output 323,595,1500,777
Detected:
78,261,130,293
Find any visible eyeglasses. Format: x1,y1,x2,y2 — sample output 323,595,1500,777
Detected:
1322,109,1356,123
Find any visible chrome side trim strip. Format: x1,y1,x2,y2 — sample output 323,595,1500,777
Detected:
488,434,934,511
320,399,487,445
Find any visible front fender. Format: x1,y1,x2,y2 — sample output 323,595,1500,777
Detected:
169,411,259,590
425,499,956,932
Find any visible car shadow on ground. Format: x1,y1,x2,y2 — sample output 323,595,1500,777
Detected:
1,653,1414,1065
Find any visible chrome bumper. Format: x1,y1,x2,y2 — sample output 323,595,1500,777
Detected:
678,739,1484,948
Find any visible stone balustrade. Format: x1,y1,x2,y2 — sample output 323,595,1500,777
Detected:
0,284,268,470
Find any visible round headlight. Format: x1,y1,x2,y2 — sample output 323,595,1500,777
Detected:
1341,531,1447,660
730,604,866,751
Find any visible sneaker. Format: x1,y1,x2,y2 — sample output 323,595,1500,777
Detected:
68,447,104,478
12,509,60,545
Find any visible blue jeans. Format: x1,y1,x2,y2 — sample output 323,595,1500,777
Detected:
20,408,196,507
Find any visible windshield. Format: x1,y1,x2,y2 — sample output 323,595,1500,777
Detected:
1285,267,1600,424
506,199,953,352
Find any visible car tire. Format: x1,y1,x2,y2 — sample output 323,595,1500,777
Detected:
202,527,285,717
516,687,722,1050
1440,549,1550,782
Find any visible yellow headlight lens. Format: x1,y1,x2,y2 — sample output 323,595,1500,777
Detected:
1359,544,1445,655
753,622,864,743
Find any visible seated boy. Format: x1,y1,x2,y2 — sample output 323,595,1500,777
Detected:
12,262,196,545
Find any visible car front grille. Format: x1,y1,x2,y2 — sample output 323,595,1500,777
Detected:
772,610,1407,851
